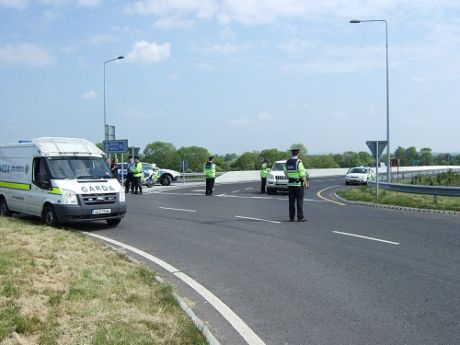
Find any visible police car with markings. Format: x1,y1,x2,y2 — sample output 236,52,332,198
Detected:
0,137,126,227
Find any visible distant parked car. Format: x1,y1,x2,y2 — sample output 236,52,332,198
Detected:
116,163,180,186
345,166,375,185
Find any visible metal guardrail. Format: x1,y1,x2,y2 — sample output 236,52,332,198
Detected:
368,181,460,197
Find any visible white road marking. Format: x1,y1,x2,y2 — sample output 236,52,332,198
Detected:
83,232,266,345
159,207,197,213
232,190,240,193
245,187,254,190
153,191,203,196
332,231,400,245
235,216,281,224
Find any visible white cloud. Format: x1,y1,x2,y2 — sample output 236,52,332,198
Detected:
126,40,171,62
126,0,218,18
204,43,239,54
227,111,278,128
82,90,97,99
126,0,460,26
77,0,99,6
0,0,28,9
0,43,55,66
89,33,118,45
153,17,195,29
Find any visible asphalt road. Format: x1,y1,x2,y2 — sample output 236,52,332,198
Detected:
77,177,460,345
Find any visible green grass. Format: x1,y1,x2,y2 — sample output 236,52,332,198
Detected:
337,185,460,212
0,217,208,345
399,170,460,187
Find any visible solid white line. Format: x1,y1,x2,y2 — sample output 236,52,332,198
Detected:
232,190,240,193
83,232,266,345
332,231,400,245
84,233,179,272
176,272,266,345
159,207,197,213
235,215,281,224
245,187,254,190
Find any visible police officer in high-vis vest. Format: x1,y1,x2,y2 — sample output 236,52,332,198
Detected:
260,160,269,193
203,156,216,195
284,148,307,222
131,156,143,194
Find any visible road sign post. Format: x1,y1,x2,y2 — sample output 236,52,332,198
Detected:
366,140,387,198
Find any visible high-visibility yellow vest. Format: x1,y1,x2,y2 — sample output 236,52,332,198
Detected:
132,162,143,178
260,162,269,178
284,158,306,187
203,161,216,178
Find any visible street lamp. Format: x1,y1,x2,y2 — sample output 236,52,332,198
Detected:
350,19,391,182
103,56,124,141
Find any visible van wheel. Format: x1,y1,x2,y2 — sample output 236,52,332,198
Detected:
106,218,121,226
0,197,11,217
146,179,154,188
42,205,59,227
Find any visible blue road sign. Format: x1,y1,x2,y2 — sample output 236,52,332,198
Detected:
104,139,128,153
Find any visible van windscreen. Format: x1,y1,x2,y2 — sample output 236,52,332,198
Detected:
46,157,112,179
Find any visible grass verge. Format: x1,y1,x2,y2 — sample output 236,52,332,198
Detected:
337,185,460,212
0,217,208,345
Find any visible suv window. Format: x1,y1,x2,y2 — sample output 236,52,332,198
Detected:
271,162,285,171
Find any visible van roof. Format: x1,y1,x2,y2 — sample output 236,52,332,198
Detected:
32,137,103,157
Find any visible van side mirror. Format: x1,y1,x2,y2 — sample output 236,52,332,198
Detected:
37,174,51,189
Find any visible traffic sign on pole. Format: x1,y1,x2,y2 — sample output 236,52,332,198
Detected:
366,141,387,160
103,139,128,153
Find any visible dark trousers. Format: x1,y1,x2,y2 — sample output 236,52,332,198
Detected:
288,186,304,220
260,178,267,193
125,173,133,193
133,176,142,194
205,178,215,195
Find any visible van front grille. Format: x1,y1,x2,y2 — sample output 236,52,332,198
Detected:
80,193,117,205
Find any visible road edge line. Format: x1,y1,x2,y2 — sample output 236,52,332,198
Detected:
82,232,266,345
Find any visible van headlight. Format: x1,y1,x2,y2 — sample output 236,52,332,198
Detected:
62,189,78,205
119,190,126,202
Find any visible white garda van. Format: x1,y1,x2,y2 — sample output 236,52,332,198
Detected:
0,137,127,226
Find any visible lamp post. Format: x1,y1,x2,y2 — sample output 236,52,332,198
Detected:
103,56,124,141
350,19,391,182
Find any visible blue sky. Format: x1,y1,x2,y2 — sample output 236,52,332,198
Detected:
1,0,459,155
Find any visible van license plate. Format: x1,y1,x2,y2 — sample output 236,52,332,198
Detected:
92,209,111,215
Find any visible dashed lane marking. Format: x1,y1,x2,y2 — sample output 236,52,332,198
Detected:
235,215,281,224
333,231,400,245
159,207,197,213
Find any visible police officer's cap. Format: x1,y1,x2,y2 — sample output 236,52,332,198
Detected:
290,148,300,153
134,156,139,159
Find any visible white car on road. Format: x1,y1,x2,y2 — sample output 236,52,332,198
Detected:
266,160,287,194
345,166,375,185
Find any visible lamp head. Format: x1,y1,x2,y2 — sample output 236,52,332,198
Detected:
350,20,361,23
117,56,124,60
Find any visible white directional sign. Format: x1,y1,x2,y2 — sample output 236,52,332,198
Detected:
366,141,387,160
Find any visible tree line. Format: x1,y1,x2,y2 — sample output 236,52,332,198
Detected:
100,142,460,172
